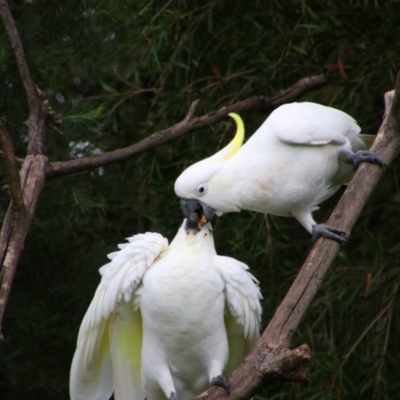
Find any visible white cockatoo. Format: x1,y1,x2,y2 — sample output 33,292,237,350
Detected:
175,102,386,243
70,219,262,400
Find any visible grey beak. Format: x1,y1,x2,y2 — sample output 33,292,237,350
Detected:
180,199,215,231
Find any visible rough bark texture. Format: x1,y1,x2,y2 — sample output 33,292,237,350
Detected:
0,121,23,209
0,155,47,337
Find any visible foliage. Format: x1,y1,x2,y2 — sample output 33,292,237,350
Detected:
0,0,400,399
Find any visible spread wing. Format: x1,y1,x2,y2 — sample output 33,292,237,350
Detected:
215,256,262,374
268,102,361,147
70,232,168,400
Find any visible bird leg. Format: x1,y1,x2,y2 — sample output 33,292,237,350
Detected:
347,150,387,171
312,224,347,245
169,391,179,400
210,374,230,395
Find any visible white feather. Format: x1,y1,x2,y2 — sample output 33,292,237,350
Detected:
70,232,168,400
70,222,262,400
175,101,369,234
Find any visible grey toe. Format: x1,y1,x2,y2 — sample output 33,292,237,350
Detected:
347,150,387,171
210,374,230,395
312,223,347,245
169,391,179,400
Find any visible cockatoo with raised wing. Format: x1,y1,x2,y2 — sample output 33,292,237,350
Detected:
175,102,386,243
70,218,262,400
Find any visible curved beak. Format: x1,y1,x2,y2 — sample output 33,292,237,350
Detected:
180,199,215,232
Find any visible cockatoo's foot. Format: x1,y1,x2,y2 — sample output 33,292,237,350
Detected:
347,150,387,171
169,391,179,400
210,374,230,395
312,224,347,245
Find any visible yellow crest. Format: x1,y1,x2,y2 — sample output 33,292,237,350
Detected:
225,113,244,160
207,113,245,163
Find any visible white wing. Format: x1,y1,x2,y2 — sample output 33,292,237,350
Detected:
267,102,361,146
215,256,262,374
70,232,168,400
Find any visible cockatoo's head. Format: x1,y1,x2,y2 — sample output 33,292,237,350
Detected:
175,113,245,229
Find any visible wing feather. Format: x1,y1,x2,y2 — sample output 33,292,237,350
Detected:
216,256,262,375
110,302,144,400
70,232,168,400
268,102,360,147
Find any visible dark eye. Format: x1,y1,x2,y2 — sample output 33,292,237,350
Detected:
197,184,207,195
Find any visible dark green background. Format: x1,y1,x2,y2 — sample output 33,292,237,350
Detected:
0,1,399,399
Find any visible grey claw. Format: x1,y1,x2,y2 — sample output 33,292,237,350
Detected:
210,374,230,395
347,150,387,171
312,224,347,245
169,391,179,400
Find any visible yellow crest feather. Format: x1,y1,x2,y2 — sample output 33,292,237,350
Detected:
221,113,245,161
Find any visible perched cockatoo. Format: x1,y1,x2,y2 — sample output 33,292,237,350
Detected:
175,102,386,243
70,219,262,400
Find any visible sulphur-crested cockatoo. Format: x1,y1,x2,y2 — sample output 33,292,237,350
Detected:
175,102,386,243
70,219,262,400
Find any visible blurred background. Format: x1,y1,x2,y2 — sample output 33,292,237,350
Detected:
0,1,399,399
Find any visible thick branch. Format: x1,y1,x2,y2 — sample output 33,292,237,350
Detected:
265,88,399,349
0,0,44,155
45,75,327,179
196,345,311,400
193,74,400,400
0,155,48,337
0,121,23,209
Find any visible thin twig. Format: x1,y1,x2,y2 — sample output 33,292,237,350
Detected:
83,88,159,101
0,0,37,111
45,75,327,179
0,0,44,155
324,298,394,393
0,150,25,164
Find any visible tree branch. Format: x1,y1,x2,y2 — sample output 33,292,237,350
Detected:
193,74,400,399
0,0,44,155
45,75,327,179
0,156,47,338
0,121,23,209
0,1,48,335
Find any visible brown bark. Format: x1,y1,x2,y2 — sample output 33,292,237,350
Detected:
0,156,47,338
45,75,327,179
193,78,400,400
0,0,48,336
0,0,45,155
0,121,23,209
